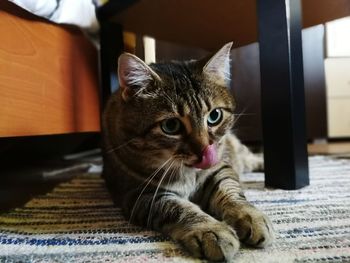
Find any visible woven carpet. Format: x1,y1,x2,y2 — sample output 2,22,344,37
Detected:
1,156,350,262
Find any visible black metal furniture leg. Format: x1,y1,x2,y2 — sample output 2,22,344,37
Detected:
99,21,124,108
257,0,309,189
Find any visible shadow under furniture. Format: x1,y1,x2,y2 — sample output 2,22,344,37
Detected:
97,0,350,190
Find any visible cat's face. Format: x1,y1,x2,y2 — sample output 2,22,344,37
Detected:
117,43,235,170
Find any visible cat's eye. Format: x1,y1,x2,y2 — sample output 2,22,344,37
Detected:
207,109,223,126
161,118,182,135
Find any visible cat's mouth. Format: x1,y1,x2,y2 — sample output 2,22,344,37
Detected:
185,144,219,170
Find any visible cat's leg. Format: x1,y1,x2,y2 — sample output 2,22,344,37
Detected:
124,191,240,261
221,134,264,173
242,151,264,172
195,164,274,248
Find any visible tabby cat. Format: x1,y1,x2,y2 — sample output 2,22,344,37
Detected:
102,42,274,262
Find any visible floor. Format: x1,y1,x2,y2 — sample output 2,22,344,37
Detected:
308,141,350,155
2,154,350,262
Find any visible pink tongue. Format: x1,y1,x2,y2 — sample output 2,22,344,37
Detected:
194,144,219,169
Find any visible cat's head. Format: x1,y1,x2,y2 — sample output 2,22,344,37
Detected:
116,42,235,170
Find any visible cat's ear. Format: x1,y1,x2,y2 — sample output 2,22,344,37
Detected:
118,53,160,100
203,42,233,87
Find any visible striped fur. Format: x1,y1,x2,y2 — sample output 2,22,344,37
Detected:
102,43,274,261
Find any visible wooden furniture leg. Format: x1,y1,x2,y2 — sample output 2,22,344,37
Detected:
257,0,309,189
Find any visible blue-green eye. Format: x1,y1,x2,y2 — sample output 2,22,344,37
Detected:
207,109,223,126
161,118,182,135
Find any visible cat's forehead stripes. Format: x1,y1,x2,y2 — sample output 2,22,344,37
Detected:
181,104,191,115
177,103,185,117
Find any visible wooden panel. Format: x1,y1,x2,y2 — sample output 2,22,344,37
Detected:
230,43,262,142
325,58,350,97
328,98,350,137
112,0,259,49
325,17,350,57
108,0,350,50
0,1,100,137
233,26,327,141
302,25,328,139
302,0,350,28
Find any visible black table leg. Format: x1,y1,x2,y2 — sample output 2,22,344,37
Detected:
257,0,309,189
99,21,124,108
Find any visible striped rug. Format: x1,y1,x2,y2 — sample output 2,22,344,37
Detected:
1,156,350,262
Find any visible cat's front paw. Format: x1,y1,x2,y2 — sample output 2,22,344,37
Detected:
224,205,274,248
175,221,240,262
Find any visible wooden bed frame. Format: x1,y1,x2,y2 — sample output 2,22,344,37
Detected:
0,1,100,138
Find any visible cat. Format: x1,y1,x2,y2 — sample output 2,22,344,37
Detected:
102,42,274,262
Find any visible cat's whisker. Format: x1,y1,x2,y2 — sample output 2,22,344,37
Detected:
129,158,173,224
165,160,177,190
107,137,139,154
233,113,255,116
169,159,181,188
235,107,248,116
232,108,249,128
163,92,175,105
133,86,148,97
146,160,174,227
147,159,176,227
169,66,180,102
138,157,173,189
180,161,184,178
172,161,183,187
128,157,173,225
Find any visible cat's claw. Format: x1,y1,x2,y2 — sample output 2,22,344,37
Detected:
224,205,275,248
176,221,240,262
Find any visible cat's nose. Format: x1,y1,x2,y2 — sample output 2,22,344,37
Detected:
188,132,212,155
194,144,218,169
